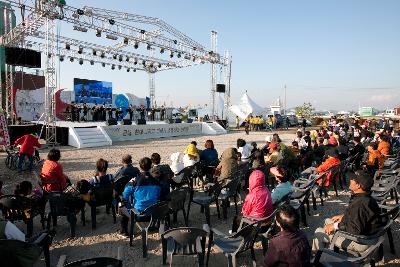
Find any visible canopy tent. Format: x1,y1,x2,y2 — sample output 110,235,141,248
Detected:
229,92,266,120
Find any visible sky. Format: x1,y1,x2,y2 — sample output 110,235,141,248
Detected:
42,0,400,111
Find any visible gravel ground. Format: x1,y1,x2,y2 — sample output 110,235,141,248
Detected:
0,129,399,266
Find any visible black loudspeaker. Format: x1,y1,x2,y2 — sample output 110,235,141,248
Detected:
137,119,146,125
216,84,226,93
5,47,42,68
107,118,118,125
123,119,132,125
168,119,175,124
187,118,193,123
175,118,182,123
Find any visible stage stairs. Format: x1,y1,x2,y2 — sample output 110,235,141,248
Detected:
68,126,112,148
201,122,227,135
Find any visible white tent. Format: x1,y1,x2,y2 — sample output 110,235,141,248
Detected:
229,92,266,120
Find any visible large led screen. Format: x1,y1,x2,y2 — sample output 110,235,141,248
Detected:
74,78,112,105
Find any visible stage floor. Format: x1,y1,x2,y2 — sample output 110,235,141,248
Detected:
32,120,169,128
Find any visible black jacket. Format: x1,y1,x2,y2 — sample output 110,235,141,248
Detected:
338,192,383,235
115,164,140,180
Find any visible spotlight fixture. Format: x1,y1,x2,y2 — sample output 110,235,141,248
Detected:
102,63,106,67
78,46,83,54
133,59,138,65
109,19,115,25
173,40,178,44
118,65,122,70
149,63,154,68
160,48,165,54
177,53,181,58
158,63,161,68
184,54,190,60
193,47,197,51
69,57,74,62
123,37,129,45
133,69,137,72
65,43,70,50
118,55,123,62
111,64,115,70
92,49,97,56
142,60,146,66
96,29,102,37
73,25,88,32
90,60,94,65
140,29,146,34
59,55,64,62
113,54,117,60
125,56,129,62
170,52,174,58
147,44,151,50
193,56,196,62
106,34,118,40
134,42,139,49
47,53,52,58
100,52,105,58
76,9,85,15
127,68,130,72
79,59,83,65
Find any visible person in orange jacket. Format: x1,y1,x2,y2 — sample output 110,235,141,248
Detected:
377,134,390,157
316,148,341,187
14,132,41,173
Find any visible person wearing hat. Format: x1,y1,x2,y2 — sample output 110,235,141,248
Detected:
316,148,341,187
270,167,293,205
183,143,199,167
312,171,384,254
262,135,273,155
265,142,282,166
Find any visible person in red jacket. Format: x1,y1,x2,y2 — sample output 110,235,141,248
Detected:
40,149,68,192
316,148,341,187
14,133,41,173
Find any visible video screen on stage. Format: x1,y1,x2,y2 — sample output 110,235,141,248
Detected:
74,78,112,105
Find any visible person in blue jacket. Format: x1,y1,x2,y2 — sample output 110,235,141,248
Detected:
119,157,161,237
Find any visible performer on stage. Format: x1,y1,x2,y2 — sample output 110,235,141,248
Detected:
139,105,146,120
150,107,155,121
71,102,76,122
160,106,165,121
82,103,88,122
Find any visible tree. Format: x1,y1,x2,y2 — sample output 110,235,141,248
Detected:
294,102,315,118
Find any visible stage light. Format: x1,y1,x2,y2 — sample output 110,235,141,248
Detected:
118,55,123,62
47,53,52,58
111,64,115,70
123,38,129,45
118,65,122,70
113,54,117,60
92,49,97,56
142,60,146,66
69,57,74,62
126,56,129,62
173,40,178,44
90,60,94,65
109,19,115,25
177,53,181,58
170,52,174,58
102,63,106,67
100,52,105,58
147,44,151,50
158,63,161,68
59,55,64,62
134,59,138,65
149,63,154,68
77,9,84,15
193,47,197,51
78,46,83,54
65,43,70,50
193,56,196,62
134,42,139,49
79,59,83,65
73,25,88,32
133,69,137,72
127,68,130,72
184,54,190,60
140,29,146,34
106,34,118,40
96,29,102,37
160,48,165,54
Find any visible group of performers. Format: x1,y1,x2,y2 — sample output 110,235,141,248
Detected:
65,103,166,122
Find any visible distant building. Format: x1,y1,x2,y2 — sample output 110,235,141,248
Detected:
394,107,400,116
359,107,379,117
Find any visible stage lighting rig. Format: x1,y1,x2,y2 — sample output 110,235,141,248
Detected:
147,44,151,50
48,53,52,58
73,25,88,32
102,63,106,67
118,65,122,70
79,59,84,65
134,42,139,49
111,64,115,70
127,68,130,72
177,53,181,58
69,57,74,62
160,48,165,54
106,34,118,40
134,59,138,65
170,52,174,58
133,69,137,72
109,19,115,25
118,55,123,62
140,29,146,34
78,46,83,54
92,49,97,56
113,54,118,60
173,40,178,44
100,52,105,58
126,56,130,62
59,55,64,62
158,63,162,68
77,9,85,16
142,60,146,66
96,29,102,37
123,38,129,45
90,60,94,65
66,43,71,50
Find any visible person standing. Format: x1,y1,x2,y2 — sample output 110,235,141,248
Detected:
235,116,240,129
14,132,41,173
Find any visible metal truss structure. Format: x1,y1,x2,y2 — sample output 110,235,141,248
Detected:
0,0,231,143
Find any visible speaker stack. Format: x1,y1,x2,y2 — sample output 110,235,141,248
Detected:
137,119,146,125
107,118,118,125
216,84,226,93
5,47,42,68
123,119,132,125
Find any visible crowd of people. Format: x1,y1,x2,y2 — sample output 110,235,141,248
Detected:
1,116,400,266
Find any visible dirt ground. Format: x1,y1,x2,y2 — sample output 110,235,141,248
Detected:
0,129,399,266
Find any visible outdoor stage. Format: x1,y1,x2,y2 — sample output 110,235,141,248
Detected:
33,120,227,148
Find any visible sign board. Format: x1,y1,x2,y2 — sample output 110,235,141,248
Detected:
102,123,202,142
0,111,10,146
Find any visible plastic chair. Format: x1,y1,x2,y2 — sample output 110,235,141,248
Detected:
161,227,207,267
167,188,189,226
0,231,52,267
0,194,45,238
205,220,262,267
186,183,222,226
46,191,84,237
129,201,171,258
88,186,116,230
290,176,317,226
218,177,241,219
113,175,131,206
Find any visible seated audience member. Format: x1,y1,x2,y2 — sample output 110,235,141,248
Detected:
350,136,365,169
270,167,293,205
119,157,161,236
170,152,184,175
337,137,349,161
316,148,341,187
312,137,326,164
237,138,252,163
289,141,300,156
294,130,307,150
250,142,258,155
365,142,384,173
252,150,266,170
262,135,273,155
151,153,173,200
377,134,391,157
312,172,384,254
242,170,273,218
183,143,199,167
200,140,219,166
262,205,311,267
265,143,282,166
114,154,140,180
0,180,4,197
89,158,114,187
215,148,238,184
41,149,69,192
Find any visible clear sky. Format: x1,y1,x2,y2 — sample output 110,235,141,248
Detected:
53,0,400,111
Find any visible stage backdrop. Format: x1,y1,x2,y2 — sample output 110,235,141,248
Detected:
74,78,112,105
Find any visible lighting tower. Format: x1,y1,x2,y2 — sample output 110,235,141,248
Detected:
223,50,232,120
210,30,217,120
